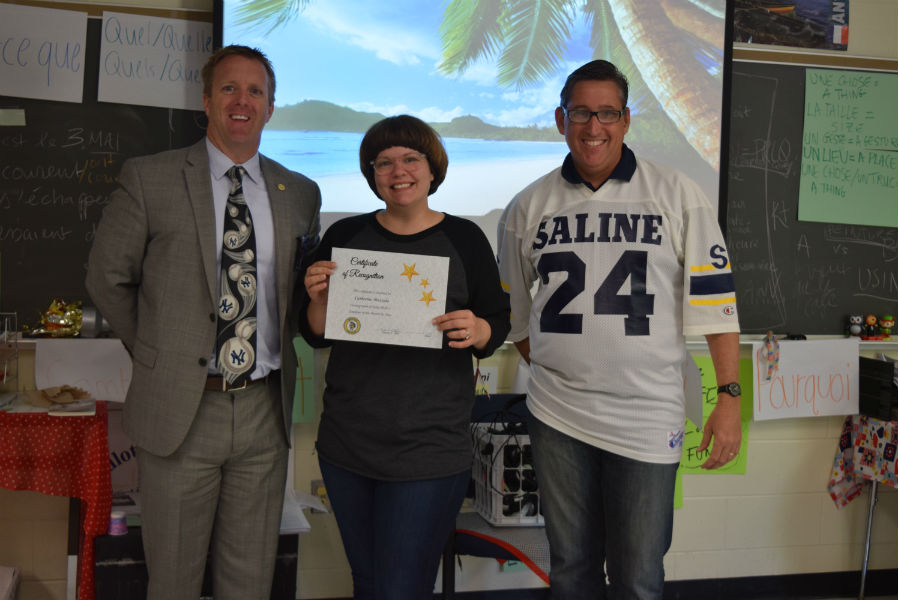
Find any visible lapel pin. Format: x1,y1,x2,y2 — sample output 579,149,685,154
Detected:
277,183,286,191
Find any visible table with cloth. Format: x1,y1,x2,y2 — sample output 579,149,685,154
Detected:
0,401,112,600
828,413,897,599
829,414,898,507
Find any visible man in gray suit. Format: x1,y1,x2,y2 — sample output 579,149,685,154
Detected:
86,45,321,600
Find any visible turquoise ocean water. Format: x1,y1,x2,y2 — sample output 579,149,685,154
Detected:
262,130,567,178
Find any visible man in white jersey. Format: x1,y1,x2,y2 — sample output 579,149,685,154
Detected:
497,60,742,599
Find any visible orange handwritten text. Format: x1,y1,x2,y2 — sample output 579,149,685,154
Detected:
754,346,852,417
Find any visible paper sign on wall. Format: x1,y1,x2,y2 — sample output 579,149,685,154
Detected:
474,365,498,395
679,355,753,474
798,69,898,227
97,12,213,110
751,338,859,420
0,3,87,103
34,338,132,402
292,336,316,423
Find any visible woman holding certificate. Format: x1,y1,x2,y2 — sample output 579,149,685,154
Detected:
300,115,511,599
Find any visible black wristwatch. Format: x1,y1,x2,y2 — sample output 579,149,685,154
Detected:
717,382,742,397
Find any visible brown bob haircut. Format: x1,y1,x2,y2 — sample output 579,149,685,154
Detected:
359,115,449,198
201,45,276,106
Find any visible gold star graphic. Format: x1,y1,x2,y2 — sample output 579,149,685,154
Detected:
419,290,436,306
420,278,430,287
401,263,419,281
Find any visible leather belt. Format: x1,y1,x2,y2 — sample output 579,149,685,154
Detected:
204,371,278,392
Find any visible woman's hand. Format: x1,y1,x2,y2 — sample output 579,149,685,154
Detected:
303,260,335,337
433,310,491,350
304,260,336,305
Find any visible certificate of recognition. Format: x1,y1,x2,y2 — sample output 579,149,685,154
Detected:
325,247,450,348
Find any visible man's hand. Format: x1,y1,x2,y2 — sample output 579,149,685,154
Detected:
700,331,742,469
698,394,741,469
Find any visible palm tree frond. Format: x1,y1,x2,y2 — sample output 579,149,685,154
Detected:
683,0,725,20
439,0,508,75
233,0,311,35
581,0,649,107
660,0,724,48
582,1,617,68
496,0,573,88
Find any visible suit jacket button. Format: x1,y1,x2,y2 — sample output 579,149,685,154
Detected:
198,358,208,367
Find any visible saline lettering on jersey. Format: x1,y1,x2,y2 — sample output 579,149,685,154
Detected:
532,212,663,249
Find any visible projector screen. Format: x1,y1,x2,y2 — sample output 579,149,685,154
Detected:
217,0,729,237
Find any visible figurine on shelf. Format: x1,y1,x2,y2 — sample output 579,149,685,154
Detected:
847,314,864,337
861,314,883,340
878,315,894,340
23,298,83,337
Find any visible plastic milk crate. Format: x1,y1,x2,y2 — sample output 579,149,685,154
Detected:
471,423,544,526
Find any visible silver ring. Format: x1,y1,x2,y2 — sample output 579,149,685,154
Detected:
464,330,471,340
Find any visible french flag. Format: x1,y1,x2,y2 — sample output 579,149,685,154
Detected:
833,25,849,45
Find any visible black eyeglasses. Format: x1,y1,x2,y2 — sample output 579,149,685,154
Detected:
563,108,625,124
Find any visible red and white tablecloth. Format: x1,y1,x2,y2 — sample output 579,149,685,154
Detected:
828,414,898,508
0,401,112,600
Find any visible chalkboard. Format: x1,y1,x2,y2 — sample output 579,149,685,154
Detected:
0,18,206,326
725,61,897,335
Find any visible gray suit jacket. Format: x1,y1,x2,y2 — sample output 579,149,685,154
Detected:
86,139,321,456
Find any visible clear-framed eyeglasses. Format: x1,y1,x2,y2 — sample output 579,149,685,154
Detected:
563,108,625,124
370,152,427,174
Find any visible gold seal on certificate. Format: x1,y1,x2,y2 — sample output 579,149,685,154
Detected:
325,247,450,348
343,317,361,334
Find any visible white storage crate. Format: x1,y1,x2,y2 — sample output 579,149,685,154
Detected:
471,423,544,526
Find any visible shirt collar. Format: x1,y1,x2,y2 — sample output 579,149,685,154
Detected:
205,137,262,184
560,143,637,191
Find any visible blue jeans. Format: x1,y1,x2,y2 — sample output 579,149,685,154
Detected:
528,416,678,600
319,458,469,600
